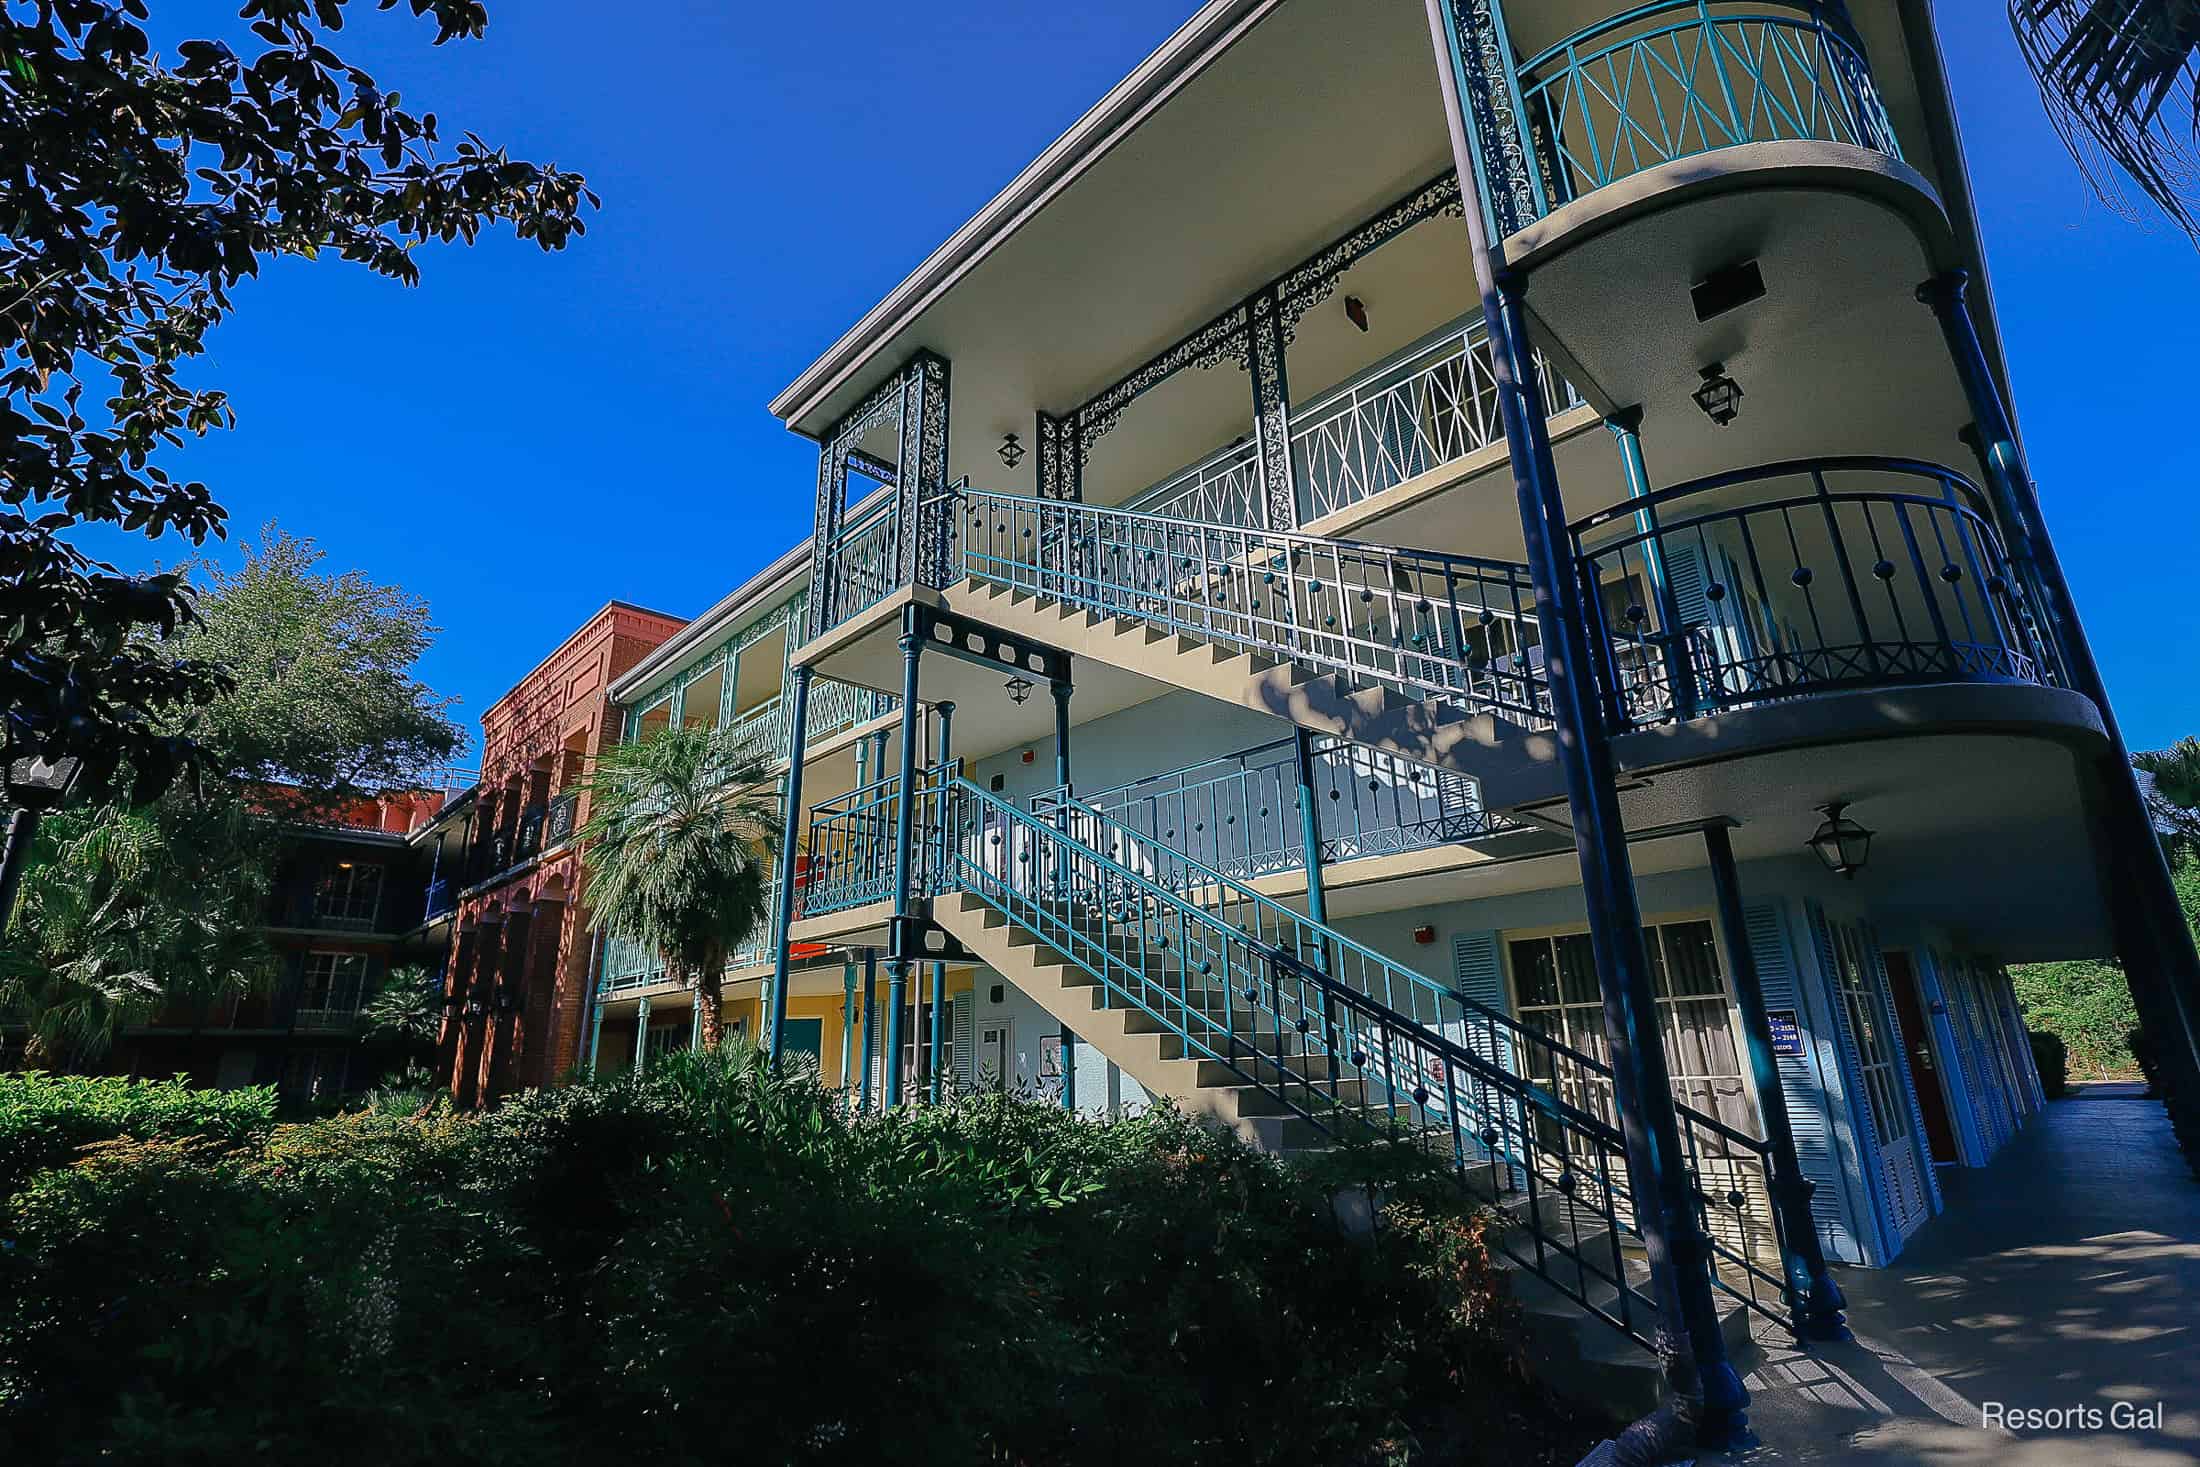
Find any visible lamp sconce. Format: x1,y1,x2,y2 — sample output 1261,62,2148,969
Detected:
997,432,1026,470
1806,801,1875,879
1692,362,1743,426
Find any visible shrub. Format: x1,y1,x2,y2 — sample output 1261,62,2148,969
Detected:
2011,960,2140,1078
2028,1030,2070,1099
0,1045,1606,1466
0,1071,276,1203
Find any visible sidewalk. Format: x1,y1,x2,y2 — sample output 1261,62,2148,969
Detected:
1735,1084,2200,1465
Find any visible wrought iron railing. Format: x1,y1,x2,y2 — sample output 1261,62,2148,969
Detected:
801,761,959,918
722,694,788,768
422,878,455,923
815,491,904,634
949,776,1793,1341
1569,456,2066,729
1514,0,1900,215
953,487,1554,728
1123,436,1262,526
598,870,786,996
812,678,898,742
1290,317,1580,524
1077,734,1519,883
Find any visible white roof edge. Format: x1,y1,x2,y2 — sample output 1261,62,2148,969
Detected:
766,0,1284,431
610,540,814,704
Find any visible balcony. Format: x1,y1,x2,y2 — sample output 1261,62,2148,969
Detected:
1568,456,2068,730
801,764,958,921
1479,0,1900,236
596,869,789,996
543,789,582,850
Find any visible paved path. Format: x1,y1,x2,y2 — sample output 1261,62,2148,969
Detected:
1733,1084,2200,1465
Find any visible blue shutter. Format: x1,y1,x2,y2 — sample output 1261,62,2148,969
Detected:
1804,903,1893,1265
1747,902,1869,1265
1451,931,1524,1185
1865,930,1941,1217
1920,951,1991,1166
1955,960,2016,1146
1991,969,2046,1114
952,993,975,1096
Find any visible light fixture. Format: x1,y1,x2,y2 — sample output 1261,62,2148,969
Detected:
1806,801,1875,879
997,432,1026,470
1692,362,1743,426
1344,295,1370,333
1003,675,1034,706
6,753,83,812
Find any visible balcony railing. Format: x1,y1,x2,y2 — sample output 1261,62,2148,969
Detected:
802,763,959,920
544,790,582,849
598,870,787,996
1569,456,2067,729
814,492,905,635
1077,736,1519,884
422,878,456,923
1290,317,1579,525
1123,436,1262,526
1510,0,1901,219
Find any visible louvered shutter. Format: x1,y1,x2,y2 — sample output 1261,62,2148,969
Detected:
1746,902,1869,1264
1919,951,1990,1165
952,993,975,1096
1866,930,1941,1218
1451,931,1524,1186
1804,903,1891,1264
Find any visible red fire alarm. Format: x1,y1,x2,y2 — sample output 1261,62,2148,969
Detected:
1021,749,1035,764
1412,925,1437,945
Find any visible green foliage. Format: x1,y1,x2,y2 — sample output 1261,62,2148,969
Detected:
2013,959,2140,1078
1,0,592,788
0,1070,275,1201
0,1048,1597,1465
579,724,781,1047
170,527,462,803
359,963,441,1047
0,795,275,1064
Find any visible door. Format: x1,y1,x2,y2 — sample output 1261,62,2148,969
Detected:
1824,920,1933,1244
977,1021,1011,1091
1883,952,1958,1165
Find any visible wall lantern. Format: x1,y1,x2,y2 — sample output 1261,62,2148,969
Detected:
1003,675,1035,706
997,432,1026,471
1806,802,1874,879
1692,362,1743,426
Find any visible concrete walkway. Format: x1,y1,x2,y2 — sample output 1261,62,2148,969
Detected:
1735,1084,2200,1466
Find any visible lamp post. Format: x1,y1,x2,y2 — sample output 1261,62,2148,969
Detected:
0,754,83,932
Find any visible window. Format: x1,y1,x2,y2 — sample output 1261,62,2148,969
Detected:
894,996,958,1096
314,861,384,929
296,951,370,1030
283,1048,350,1104
1507,920,1755,1137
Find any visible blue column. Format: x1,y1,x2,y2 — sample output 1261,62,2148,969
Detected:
1425,3,1744,1451
764,663,815,1072
928,700,957,1104
1291,729,1331,929
1922,271,2200,1165
884,622,924,1107
632,994,651,1075
1607,407,1699,718
1060,1027,1077,1113
581,929,608,1075
1704,823,1847,1340
858,947,878,1112
840,953,857,1092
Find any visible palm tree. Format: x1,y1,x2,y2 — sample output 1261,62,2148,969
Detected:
2011,0,2200,238
2135,735,2200,845
578,723,781,1051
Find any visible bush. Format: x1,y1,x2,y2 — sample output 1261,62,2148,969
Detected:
0,1046,1608,1465
2028,1030,2069,1099
2011,960,2140,1078
0,1071,276,1202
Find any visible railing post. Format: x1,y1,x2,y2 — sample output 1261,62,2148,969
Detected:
884,614,926,1108
765,663,815,1072
1921,270,2200,1172
1608,408,1700,719
1703,822,1848,1340
1426,3,1745,1452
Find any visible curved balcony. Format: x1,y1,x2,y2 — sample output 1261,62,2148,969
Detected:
1502,0,1900,226
1569,456,2068,732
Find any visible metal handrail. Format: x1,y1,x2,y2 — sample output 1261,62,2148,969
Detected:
1569,455,2064,728
1518,0,1900,210
952,486,1554,728
1075,734,1518,882
1123,435,1262,526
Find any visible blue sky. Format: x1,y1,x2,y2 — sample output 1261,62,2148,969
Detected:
138,3,2200,756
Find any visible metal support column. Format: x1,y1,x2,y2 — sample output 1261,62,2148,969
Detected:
1607,407,1699,717
632,994,651,1075
840,953,857,1092
1424,3,1744,1453
1922,271,2200,1168
1248,285,1296,531
884,618,925,1107
765,663,815,1070
581,929,609,1075
859,947,878,1112
1060,1027,1078,1114
929,701,956,1104
1703,823,1848,1340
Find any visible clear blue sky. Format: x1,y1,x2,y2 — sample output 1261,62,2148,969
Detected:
139,3,2200,757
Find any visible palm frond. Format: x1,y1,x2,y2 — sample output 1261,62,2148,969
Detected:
2012,0,2200,237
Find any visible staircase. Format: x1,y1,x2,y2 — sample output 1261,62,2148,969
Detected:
887,772,1776,1409
942,488,1566,802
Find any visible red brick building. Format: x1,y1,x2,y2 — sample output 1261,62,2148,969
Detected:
438,601,685,1106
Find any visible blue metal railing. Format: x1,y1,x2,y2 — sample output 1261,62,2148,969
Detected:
1077,734,1521,883
1512,0,1899,219
953,487,1554,729
1569,456,2066,729
949,776,1793,1341
800,760,959,919
815,491,903,634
